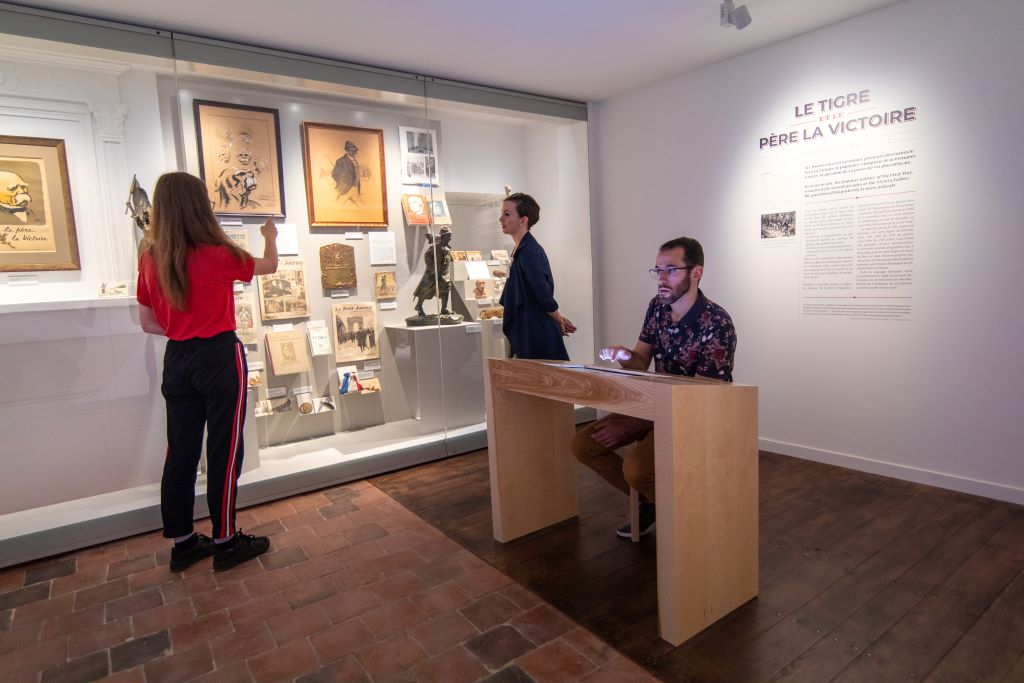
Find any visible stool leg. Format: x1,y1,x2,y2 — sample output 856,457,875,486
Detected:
629,487,640,543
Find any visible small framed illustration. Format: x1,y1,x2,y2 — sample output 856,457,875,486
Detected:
398,126,440,187
0,136,80,272
193,100,285,217
302,122,388,227
373,270,397,299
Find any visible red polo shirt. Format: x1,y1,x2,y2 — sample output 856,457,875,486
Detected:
137,244,255,341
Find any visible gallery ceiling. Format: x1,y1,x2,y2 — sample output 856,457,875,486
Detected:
15,0,904,102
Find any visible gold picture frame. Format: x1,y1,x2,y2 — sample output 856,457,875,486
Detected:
0,136,80,272
194,100,285,217
302,122,388,227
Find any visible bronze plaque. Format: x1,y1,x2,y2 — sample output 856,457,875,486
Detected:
319,243,357,289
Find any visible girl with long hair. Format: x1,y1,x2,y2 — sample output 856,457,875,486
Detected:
137,171,278,571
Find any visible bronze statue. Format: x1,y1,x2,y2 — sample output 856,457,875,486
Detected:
406,227,462,326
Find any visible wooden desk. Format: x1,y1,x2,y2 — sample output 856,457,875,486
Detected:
484,358,758,646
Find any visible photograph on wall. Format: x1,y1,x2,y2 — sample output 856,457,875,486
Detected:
373,270,397,299
193,100,285,217
401,193,430,225
761,210,796,239
265,330,312,376
429,196,452,226
319,243,357,289
302,122,388,227
234,293,258,344
398,126,440,187
0,136,80,272
257,256,310,320
332,301,380,362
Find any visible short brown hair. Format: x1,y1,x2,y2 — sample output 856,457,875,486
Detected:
658,236,704,267
504,192,540,228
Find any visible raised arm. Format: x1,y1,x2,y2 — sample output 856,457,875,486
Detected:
252,218,279,276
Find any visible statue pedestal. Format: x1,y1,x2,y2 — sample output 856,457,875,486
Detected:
404,312,463,327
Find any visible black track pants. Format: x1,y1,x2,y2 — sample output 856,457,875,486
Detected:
160,331,247,539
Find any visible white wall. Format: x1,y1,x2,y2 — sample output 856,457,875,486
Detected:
589,0,1024,503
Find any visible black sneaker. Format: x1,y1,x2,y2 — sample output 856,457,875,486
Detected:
617,502,656,539
213,531,270,572
169,533,215,571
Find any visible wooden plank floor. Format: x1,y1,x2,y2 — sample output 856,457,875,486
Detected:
371,448,1024,682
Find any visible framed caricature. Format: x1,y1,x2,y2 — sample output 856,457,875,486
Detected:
0,136,80,272
193,100,285,217
398,126,440,187
302,122,388,227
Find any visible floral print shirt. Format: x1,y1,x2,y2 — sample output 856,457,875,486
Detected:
638,290,736,381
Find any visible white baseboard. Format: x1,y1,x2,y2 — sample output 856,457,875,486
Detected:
759,438,1024,506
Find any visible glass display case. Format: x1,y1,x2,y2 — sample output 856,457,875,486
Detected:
0,7,593,568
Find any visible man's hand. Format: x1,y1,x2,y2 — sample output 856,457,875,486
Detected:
598,345,632,362
591,414,653,449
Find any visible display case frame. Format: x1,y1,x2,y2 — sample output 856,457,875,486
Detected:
0,3,594,568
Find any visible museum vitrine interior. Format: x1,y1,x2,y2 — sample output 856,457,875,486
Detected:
0,9,594,567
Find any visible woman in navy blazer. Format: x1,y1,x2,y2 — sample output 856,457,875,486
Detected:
497,193,576,359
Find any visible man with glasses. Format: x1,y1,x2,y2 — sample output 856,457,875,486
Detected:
571,236,736,538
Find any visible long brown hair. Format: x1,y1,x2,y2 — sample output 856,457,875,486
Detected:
146,172,249,311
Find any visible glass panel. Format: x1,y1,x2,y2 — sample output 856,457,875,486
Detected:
0,24,592,568
167,50,448,490
421,91,595,452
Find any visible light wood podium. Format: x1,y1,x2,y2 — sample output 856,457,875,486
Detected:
484,358,759,646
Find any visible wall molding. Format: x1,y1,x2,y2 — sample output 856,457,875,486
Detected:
760,438,1024,505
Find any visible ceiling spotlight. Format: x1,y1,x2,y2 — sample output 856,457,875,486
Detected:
720,0,752,30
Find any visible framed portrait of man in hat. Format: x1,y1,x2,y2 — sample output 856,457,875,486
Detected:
0,135,80,272
301,122,388,228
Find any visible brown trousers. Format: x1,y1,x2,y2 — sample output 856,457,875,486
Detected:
571,419,656,503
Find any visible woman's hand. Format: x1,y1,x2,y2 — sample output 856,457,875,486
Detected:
560,316,577,336
260,218,278,242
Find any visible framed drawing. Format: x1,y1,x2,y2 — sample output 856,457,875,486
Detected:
302,122,388,227
257,256,310,320
332,301,380,362
0,136,80,272
373,270,397,299
398,126,440,187
193,100,285,217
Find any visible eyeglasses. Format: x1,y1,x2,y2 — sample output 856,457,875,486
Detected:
648,265,694,279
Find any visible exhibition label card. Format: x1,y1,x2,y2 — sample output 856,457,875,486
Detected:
276,223,299,255
362,360,382,371
272,323,294,332
267,387,286,399
379,301,398,310
369,232,397,265
344,232,364,240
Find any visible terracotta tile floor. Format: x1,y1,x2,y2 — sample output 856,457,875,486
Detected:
0,480,656,682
